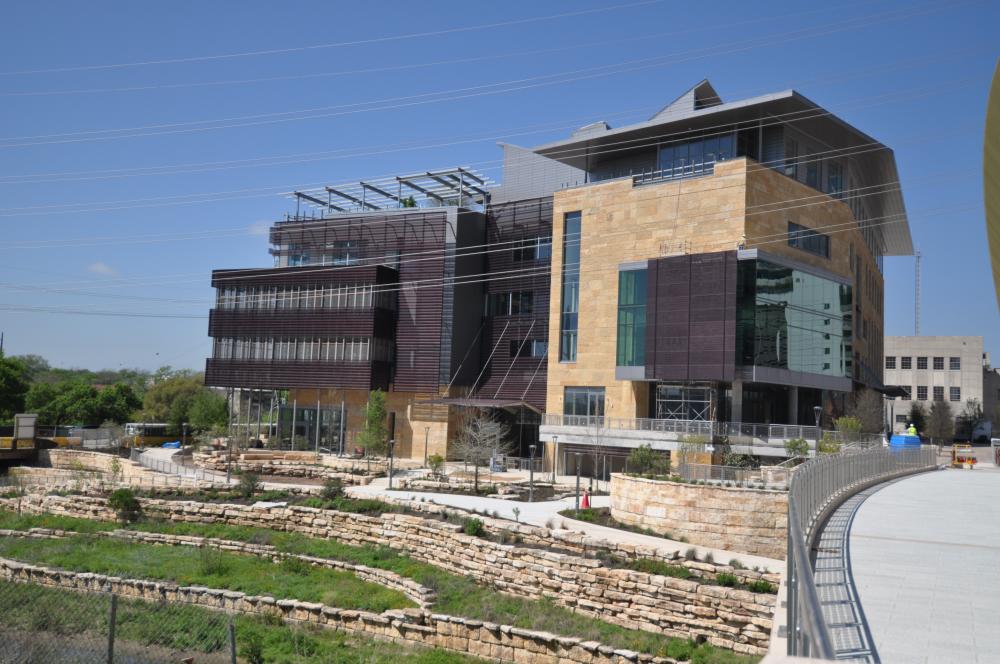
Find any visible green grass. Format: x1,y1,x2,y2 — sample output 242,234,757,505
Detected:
0,581,481,664
0,510,760,663
0,533,413,614
624,557,694,579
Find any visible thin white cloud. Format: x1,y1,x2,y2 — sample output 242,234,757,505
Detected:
248,220,270,236
87,261,119,277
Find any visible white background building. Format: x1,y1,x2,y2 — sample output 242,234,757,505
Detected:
883,336,988,436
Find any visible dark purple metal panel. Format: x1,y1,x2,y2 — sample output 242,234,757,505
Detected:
205,359,390,390
645,251,737,382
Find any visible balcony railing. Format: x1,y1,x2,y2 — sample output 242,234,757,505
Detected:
541,414,885,448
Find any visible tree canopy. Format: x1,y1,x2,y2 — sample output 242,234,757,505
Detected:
0,352,31,423
24,380,141,426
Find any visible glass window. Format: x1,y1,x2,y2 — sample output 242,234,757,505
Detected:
788,222,830,258
917,356,928,370
510,339,547,358
917,386,928,401
827,161,843,198
885,356,896,369
933,356,944,370
901,356,912,370
895,414,908,423
950,387,961,402
563,387,605,418
784,139,798,178
949,356,961,370
616,269,647,367
559,212,582,362
806,152,820,189
933,386,944,401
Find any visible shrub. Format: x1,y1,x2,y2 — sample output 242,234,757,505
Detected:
107,488,141,524
320,477,344,501
728,558,745,570
703,552,714,565
747,579,777,594
629,558,692,579
427,453,445,476
569,508,598,523
715,572,738,587
238,628,265,664
627,444,668,475
684,548,698,561
665,638,695,661
818,432,842,455
236,471,262,499
462,517,485,537
784,437,810,457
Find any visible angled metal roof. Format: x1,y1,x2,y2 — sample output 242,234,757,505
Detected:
530,84,913,256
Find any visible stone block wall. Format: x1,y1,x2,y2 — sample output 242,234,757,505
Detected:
194,450,383,482
1,493,775,654
0,558,681,664
609,474,788,559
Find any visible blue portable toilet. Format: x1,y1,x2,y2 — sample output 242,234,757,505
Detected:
889,434,921,448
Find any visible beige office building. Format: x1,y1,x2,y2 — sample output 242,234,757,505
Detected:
883,336,988,434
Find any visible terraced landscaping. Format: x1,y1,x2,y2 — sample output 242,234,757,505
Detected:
0,508,760,664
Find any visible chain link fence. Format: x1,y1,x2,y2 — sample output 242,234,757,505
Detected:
0,581,236,664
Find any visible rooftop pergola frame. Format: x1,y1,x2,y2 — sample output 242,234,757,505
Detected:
289,167,493,216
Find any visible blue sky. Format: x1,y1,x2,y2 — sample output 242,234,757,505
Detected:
0,0,997,371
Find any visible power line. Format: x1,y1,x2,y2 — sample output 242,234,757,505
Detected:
0,3,865,98
0,1,667,76
0,77,973,218
0,2,961,149
2,43,980,186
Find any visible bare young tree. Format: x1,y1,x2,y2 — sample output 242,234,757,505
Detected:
585,421,611,492
451,409,512,493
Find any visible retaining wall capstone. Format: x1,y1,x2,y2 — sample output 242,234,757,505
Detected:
610,474,788,559
1,493,775,654
0,558,682,664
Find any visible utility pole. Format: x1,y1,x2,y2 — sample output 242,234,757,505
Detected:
914,250,921,336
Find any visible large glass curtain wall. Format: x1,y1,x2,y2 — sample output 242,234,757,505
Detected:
736,259,853,377
276,404,343,452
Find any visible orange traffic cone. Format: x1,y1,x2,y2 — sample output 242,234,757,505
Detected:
581,490,591,509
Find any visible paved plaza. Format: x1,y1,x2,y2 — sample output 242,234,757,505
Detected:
848,467,1000,663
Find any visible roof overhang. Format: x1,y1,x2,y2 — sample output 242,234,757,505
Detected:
531,89,913,256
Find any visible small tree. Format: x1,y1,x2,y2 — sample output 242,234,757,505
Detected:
627,444,668,476
357,390,388,465
956,399,985,442
927,401,954,444
846,388,884,434
427,453,445,478
817,432,841,455
907,402,927,435
585,421,611,490
236,471,262,499
451,409,512,493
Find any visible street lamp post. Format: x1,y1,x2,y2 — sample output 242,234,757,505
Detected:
424,426,430,468
387,439,396,490
528,444,536,503
574,452,582,511
813,405,823,453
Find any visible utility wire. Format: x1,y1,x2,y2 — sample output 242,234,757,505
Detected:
0,1,668,76
0,1,962,148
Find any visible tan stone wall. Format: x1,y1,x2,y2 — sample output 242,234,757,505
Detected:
547,160,749,418
745,163,884,389
610,474,788,559
0,559,680,664
3,493,775,653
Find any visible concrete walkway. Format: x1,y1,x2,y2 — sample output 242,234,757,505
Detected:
350,473,784,572
847,468,1000,663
